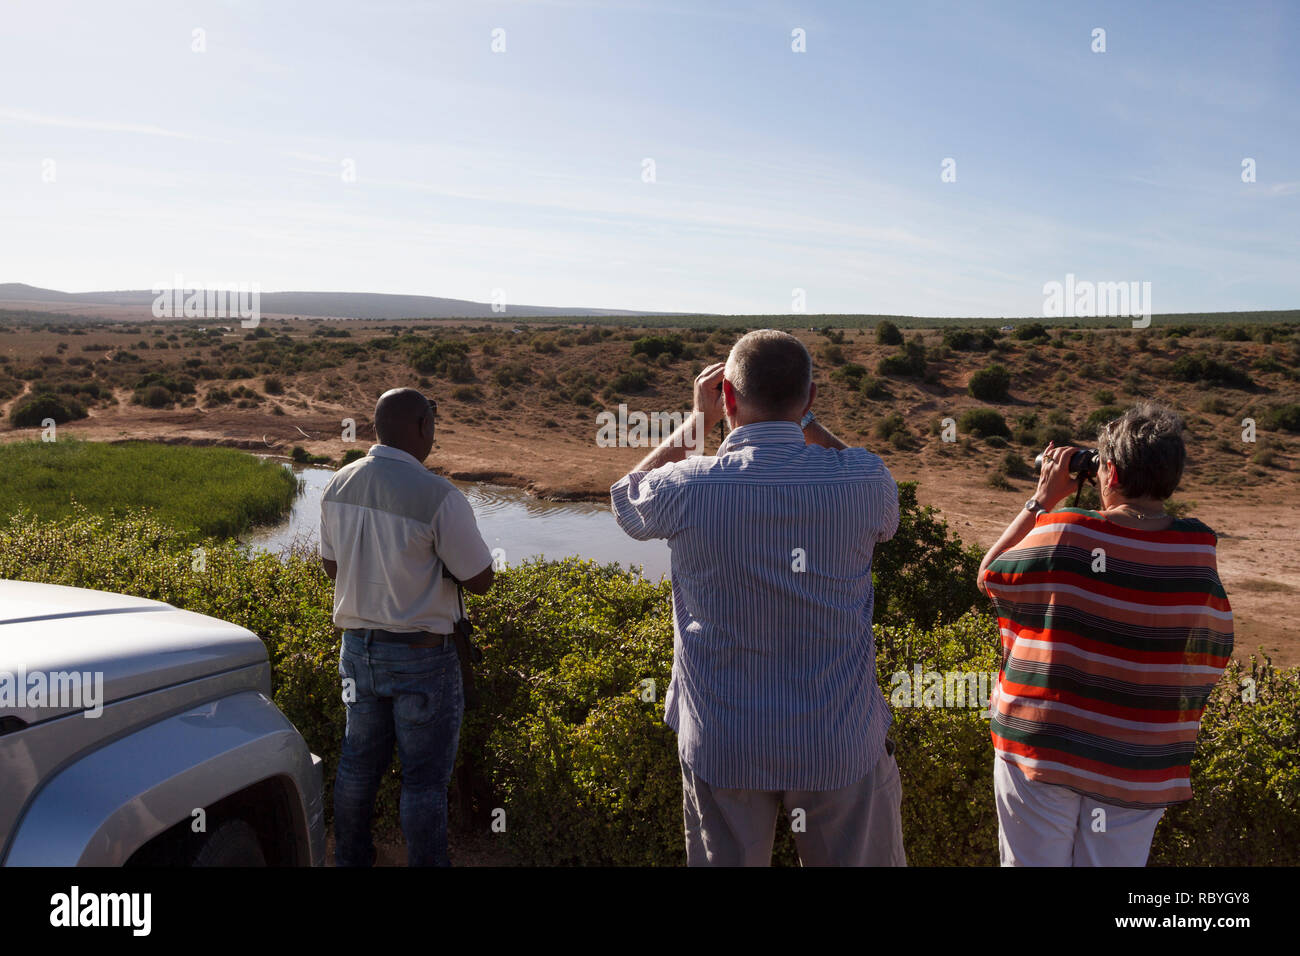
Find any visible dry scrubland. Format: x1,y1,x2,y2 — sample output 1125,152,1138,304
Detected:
1,311,1297,665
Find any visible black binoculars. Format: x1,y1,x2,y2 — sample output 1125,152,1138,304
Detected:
1033,446,1100,479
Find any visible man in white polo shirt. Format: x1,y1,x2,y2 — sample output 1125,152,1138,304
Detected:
320,387,494,867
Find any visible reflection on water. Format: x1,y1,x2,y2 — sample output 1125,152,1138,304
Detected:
244,460,670,581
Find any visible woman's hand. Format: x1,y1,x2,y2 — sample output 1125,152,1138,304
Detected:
1033,441,1076,511
981,443,1076,601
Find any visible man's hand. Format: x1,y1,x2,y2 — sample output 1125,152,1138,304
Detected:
322,558,338,581
693,362,726,433
622,363,724,474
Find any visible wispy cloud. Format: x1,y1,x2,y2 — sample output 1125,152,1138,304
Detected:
0,108,228,144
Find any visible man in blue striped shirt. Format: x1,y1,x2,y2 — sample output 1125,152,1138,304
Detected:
611,330,905,866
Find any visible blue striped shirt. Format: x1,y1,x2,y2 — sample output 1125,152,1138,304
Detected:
610,420,900,790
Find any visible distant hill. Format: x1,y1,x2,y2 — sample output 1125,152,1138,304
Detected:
0,283,1294,328
0,283,672,320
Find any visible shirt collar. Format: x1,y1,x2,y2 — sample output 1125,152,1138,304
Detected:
367,443,427,469
717,420,805,454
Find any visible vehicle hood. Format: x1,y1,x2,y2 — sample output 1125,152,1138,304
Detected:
0,580,267,725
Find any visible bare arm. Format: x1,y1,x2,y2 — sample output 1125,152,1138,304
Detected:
803,418,849,450
631,410,709,473
322,558,337,581
460,562,495,595
977,442,1076,595
628,363,726,473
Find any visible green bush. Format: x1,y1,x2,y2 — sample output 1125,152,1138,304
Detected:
290,445,331,465
493,362,533,387
871,482,983,632
10,392,88,427
832,363,868,386
859,376,891,400
609,369,650,394
1083,405,1124,437
958,408,1010,439
1014,322,1049,341
818,343,846,365
1037,424,1074,447
452,385,483,402
874,413,909,447
1261,404,1300,433
876,320,904,346
1147,657,1299,865
877,342,926,379
942,328,994,352
409,341,474,382
1171,353,1253,389
341,449,366,465
0,505,1292,866
135,372,196,395
630,335,684,360
458,558,679,865
878,614,1002,865
137,385,173,408
1001,450,1034,479
968,364,1011,401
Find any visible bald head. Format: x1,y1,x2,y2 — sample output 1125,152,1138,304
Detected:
374,387,436,461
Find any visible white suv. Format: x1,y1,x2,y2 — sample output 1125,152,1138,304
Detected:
0,580,325,866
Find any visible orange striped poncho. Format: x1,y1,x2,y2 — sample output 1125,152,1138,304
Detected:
983,508,1233,808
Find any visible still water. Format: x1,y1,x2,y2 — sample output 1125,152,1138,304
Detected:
244,462,671,580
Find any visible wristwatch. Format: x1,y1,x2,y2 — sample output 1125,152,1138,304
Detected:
799,410,816,429
1024,498,1045,517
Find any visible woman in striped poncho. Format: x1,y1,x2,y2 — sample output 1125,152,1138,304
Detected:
977,401,1233,866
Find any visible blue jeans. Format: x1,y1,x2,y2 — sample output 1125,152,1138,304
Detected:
333,629,463,867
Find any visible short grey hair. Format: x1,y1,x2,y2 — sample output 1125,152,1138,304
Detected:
724,330,812,416
1096,401,1187,500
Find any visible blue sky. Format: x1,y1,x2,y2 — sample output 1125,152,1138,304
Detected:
0,0,1295,316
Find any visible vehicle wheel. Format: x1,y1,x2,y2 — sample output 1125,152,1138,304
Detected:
191,819,266,867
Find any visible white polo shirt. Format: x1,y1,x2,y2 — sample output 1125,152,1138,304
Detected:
319,444,492,634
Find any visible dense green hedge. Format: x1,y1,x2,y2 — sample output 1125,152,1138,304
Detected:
1,507,1295,865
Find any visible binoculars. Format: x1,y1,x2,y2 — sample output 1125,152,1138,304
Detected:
1033,446,1100,480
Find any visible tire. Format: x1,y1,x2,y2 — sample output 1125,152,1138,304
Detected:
190,819,266,867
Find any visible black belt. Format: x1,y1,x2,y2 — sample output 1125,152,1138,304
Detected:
363,628,452,648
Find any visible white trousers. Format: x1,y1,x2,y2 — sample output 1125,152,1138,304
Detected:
994,756,1164,866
